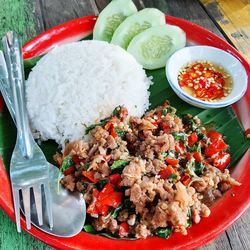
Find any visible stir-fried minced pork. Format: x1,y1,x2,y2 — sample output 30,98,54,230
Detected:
55,102,241,239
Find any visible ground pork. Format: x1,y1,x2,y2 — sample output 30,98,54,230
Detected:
58,103,241,240
121,158,146,187
60,175,75,192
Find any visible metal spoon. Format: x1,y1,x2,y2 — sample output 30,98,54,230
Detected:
0,40,86,237
26,164,86,237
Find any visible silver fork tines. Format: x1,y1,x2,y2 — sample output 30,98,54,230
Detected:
1,31,53,232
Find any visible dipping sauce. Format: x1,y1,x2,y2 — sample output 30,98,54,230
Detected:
178,61,232,101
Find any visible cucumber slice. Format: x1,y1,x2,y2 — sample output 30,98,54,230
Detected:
93,0,137,42
111,8,165,49
127,25,186,70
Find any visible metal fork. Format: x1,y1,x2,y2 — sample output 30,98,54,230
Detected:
1,31,53,232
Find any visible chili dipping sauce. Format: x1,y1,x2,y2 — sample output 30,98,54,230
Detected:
178,61,232,101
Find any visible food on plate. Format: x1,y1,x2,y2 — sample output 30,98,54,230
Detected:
111,8,165,49
93,0,137,42
178,61,232,101
26,40,151,145
127,25,186,70
93,5,187,70
56,101,240,239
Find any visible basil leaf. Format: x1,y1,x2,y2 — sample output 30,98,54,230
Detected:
168,173,178,181
187,209,192,228
162,106,174,115
83,163,90,170
60,155,73,173
186,158,196,177
187,157,205,176
114,127,126,139
83,224,136,240
194,162,205,176
110,160,130,172
197,128,206,140
153,227,173,239
187,142,201,153
85,117,110,134
123,198,133,209
96,179,109,190
83,224,96,233
97,233,136,240
160,152,168,159
112,106,121,117
161,150,179,160
110,204,123,219
173,132,187,142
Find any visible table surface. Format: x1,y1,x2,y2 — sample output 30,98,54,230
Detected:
0,0,249,249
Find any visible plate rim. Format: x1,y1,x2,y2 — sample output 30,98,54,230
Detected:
0,15,250,250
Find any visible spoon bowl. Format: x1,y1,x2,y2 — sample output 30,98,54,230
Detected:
20,164,86,237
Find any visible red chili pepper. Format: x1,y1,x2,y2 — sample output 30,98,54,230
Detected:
159,165,176,179
108,173,122,187
193,151,202,162
207,131,222,142
63,166,75,176
82,170,97,183
95,202,110,216
86,183,122,216
110,124,117,138
101,191,122,208
72,155,80,164
165,158,179,166
152,121,159,127
157,111,162,121
103,154,112,162
175,140,185,154
86,202,99,215
92,189,100,198
205,139,228,157
186,152,193,160
98,182,114,199
188,132,198,147
178,62,226,100
244,128,250,138
161,123,171,134
119,222,129,237
180,173,191,186
213,153,231,171
104,121,113,130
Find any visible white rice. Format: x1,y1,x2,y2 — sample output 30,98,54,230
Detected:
26,40,151,145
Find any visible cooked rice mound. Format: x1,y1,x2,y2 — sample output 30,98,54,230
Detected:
26,40,151,145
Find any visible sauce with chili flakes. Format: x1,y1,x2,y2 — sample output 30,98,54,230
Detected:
178,61,232,101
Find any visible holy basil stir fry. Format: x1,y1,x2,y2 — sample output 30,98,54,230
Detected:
55,102,240,239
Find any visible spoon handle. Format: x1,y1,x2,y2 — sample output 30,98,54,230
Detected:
3,32,33,159
0,51,16,123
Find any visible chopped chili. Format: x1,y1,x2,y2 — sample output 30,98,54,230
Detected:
165,157,179,166
213,152,231,171
119,222,129,237
178,61,232,101
159,165,176,179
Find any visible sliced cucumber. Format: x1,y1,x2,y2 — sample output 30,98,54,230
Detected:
111,8,165,49
127,25,186,70
93,0,137,42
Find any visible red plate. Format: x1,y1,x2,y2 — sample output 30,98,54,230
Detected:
0,15,250,250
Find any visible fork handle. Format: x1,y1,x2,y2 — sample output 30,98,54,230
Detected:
3,32,33,158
